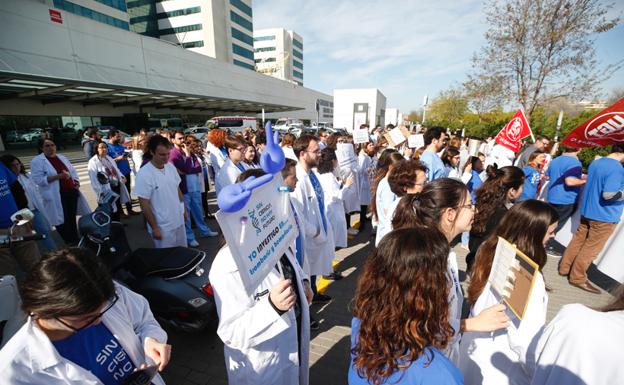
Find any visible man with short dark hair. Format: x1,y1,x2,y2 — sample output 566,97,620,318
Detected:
559,143,624,293
107,129,137,216
515,135,550,169
291,134,335,302
81,127,100,159
420,126,447,181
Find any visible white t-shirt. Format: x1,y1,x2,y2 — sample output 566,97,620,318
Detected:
135,162,184,232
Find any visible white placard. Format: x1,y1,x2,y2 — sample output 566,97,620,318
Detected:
489,237,519,298
468,139,482,156
215,176,298,295
407,134,424,149
388,126,407,146
336,142,357,169
353,129,370,144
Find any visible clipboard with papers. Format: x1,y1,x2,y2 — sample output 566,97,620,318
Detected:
487,237,539,320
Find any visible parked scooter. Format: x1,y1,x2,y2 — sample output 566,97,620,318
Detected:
78,173,217,332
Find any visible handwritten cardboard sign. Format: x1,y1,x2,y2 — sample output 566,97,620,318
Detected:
353,128,370,144
407,134,424,149
215,175,298,294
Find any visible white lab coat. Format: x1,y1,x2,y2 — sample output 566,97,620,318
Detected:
485,144,516,169
282,146,297,161
291,164,334,276
206,142,227,176
317,172,350,248
527,304,624,385
30,153,91,226
0,283,167,385
16,173,46,219
215,158,242,195
87,155,130,205
445,251,463,365
458,273,548,385
209,246,310,385
357,153,375,206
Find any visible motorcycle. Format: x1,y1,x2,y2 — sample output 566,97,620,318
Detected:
77,173,217,332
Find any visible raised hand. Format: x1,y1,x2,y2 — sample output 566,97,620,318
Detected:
217,173,274,212
260,121,285,175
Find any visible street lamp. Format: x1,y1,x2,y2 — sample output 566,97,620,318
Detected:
421,95,428,125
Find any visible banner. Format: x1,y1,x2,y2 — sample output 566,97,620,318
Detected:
495,109,533,153
562,97,624,148
215,175,298,295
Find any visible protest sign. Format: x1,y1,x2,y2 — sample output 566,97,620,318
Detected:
384,126,409,147
407,134,424,149
468,139,482,156
495,109,533,153
353,128,370,144
488,237,539,320
562,97,624,148
215,175,298,295
336,142,357,169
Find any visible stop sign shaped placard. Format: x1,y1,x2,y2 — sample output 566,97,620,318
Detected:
562,98,624,148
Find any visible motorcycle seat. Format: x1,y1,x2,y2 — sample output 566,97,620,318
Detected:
126,247,205,280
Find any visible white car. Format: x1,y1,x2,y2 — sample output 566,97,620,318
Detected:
20,128,45,142
274,118,304,133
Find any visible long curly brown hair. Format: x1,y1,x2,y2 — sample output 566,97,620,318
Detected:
352,228,454,385
472,166,525,233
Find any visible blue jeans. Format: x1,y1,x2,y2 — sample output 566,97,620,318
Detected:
32,209,57,252
184,191,213,242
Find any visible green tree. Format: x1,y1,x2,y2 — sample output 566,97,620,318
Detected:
426,88,469,129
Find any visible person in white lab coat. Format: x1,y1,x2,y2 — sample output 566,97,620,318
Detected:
209,175,313,385
459,200,559,385
316,148,355,249
527,290,624,385
371,151,404,246
0,248,170,385
215,135,246,194
87,142,130,221
291,134,335,301
390,178,511,365
356,142,376,232
30,138,91,245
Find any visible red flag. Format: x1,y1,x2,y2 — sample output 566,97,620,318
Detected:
562,98,624,148
495,109,533,153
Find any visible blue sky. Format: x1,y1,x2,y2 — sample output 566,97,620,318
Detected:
254,0,624,112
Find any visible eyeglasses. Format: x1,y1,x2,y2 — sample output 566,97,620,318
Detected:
55,294,119,332
306,149,321,155
456,203,476,211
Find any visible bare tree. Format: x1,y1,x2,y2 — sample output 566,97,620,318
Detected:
469,0,621,122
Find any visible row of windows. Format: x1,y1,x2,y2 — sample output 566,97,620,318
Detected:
318,99,333,107
293,70,303,79
181,40,204,48
293,39,303,50
255,47,275,53
292,49,303,60
156,6,201,19
53,0,129,30
231,27,253,46
230,10,252,32
94,0,127,12
230,0,252,18
127,0,170,7
254,35,275,42
233,59,255,70
232,44,254,60
255,57,276,63
160,23,202,35
293,59,303,70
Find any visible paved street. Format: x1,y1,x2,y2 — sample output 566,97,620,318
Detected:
4,144,617,385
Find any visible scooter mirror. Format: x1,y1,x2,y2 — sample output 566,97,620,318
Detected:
97,171,109,185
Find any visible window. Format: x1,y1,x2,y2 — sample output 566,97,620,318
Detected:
230,10,252,32
231,28,253,46
94,0,127,12
232,44,254,60
53,0,129,30
233,59,255,70
293,70,303,79
292,49,303,60
181,41,204,48
296,81,303,86
157,6,201,19
254,35,275,42
160,24,202,35
293,60,303,70
293,39,303,50
255,57,276,63
255,47,276,53
229,0,252,18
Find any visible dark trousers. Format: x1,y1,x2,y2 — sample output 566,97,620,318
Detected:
123,172,132,212
57,190,79,244
360,205,368,231
310,275,318,294
550,202,576,234
201,191,212,218
112,184,122,222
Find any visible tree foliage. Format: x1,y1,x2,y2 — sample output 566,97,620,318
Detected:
425,88,469,128
469,0,621,121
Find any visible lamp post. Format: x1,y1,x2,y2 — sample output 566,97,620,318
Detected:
421,95,428,125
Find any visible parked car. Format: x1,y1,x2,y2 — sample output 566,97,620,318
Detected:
185,127,211,141
274,118,304,134
20,128,45,142
5,130,21,143
205,116,256,133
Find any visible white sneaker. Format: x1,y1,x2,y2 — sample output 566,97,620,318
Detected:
188,240,200,247
201,230,219,237
347,228,359,236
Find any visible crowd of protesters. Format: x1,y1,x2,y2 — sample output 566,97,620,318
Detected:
0,121,622,385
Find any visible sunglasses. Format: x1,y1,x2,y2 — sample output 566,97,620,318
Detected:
55,294,119,332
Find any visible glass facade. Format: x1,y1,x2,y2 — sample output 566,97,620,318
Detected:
293,60,303,69
230,10,252,32
233,59,255,70
94,0,127,12
293,70,303,79
181,41,204,48
232,44,254,60
127,0,159,37
255,47,276,53
293,39,303,50
160,24,202,35
255,57,276,63
292,49,303,60
231,27,253,46
229,0,252,18
254,35,275,42
157,6,201,19
53,0,129,30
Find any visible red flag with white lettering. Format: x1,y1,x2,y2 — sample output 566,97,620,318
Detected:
562,98,624,148
495,109,533,153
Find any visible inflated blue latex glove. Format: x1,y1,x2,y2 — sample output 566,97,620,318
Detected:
217,174,274,212
260,121,285,174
